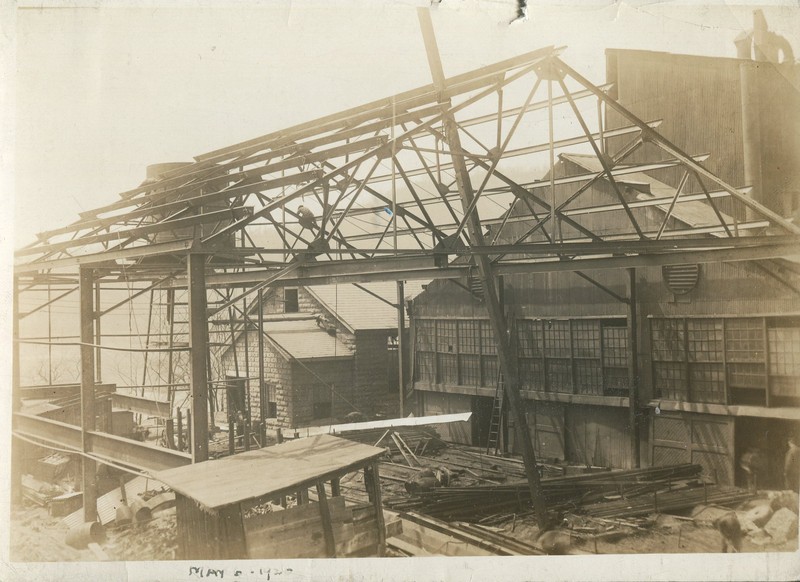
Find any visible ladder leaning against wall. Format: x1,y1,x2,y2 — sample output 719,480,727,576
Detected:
486,370,505,456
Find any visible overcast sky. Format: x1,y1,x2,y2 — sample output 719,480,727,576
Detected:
8,0,800,249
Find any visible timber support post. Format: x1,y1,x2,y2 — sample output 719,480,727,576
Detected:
418,7,548,528
188,253,209,462
80,267,98,522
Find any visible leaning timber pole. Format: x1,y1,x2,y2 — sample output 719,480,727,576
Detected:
417,8,549,528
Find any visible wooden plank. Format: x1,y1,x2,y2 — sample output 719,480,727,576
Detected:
391,433,415,467
367,462,386,555
243,501,323,531
387,537,435,557
351,505,377,522
316,481,337,558
218,504,247,559
154,435,384,510
337,529,380,557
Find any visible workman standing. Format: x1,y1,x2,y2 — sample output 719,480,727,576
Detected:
784,436,800,491
740,447,767,491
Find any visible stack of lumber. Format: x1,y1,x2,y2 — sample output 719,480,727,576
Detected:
338,426,446,458
386,464,719,522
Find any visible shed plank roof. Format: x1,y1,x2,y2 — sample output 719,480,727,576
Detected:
154,434,384,510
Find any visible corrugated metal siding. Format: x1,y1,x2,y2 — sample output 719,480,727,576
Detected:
419,391,473,445
605,49,800,220
565,405,632,469
651,411,734,485
756,64,800,217
605,50,744,214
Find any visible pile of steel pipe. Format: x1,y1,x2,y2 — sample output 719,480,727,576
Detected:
386,464,706,521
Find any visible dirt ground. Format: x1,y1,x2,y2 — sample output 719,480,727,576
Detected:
9,492,797,562
9,502,178,562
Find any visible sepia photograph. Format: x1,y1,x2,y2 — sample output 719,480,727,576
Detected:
2,1,800,580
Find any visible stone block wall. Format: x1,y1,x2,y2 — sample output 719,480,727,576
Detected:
219,330,292,426
290,358,355,427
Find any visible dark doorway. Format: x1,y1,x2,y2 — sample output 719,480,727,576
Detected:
226,376,248,436
735,417,799,490
471,395,495,447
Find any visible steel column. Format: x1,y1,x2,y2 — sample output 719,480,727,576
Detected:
418,7,548,528
80,267,98,521
397,280,406,418
188,254,209,462
627,268,640,468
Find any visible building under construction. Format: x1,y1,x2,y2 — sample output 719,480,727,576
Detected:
10,8,800,561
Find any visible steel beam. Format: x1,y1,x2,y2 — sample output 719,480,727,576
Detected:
187,253,209,462
418,7,548,528
555,56,800,236
80,267,98,522
12,413,191,472
111,393,172,418
627,268,640,467
195,46,556,164
17,207,252,258
15,239,194,274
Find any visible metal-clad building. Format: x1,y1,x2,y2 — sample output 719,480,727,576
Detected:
409,47,800,487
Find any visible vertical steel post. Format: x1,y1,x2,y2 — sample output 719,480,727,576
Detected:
397,280,406,418
188,254,209,462
80,267,98,521
94,280,102,382
258,288,269,422
627,268,641,468
418,7,548,528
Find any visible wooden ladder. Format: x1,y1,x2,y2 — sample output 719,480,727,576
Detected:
486,371,505,456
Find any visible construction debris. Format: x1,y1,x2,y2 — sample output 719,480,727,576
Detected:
386,463,713,522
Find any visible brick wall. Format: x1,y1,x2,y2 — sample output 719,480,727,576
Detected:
219,330,293,427
218,286,401,428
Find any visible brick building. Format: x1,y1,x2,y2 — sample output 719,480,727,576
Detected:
218,282,415,429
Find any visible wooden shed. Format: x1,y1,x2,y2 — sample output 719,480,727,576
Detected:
155,434,387,559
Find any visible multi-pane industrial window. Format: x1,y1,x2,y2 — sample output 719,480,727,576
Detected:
602,324,629,396
413,317,627,396
768,324,800,400
456,320,480,385
651,316,800,406
415,320,436,382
